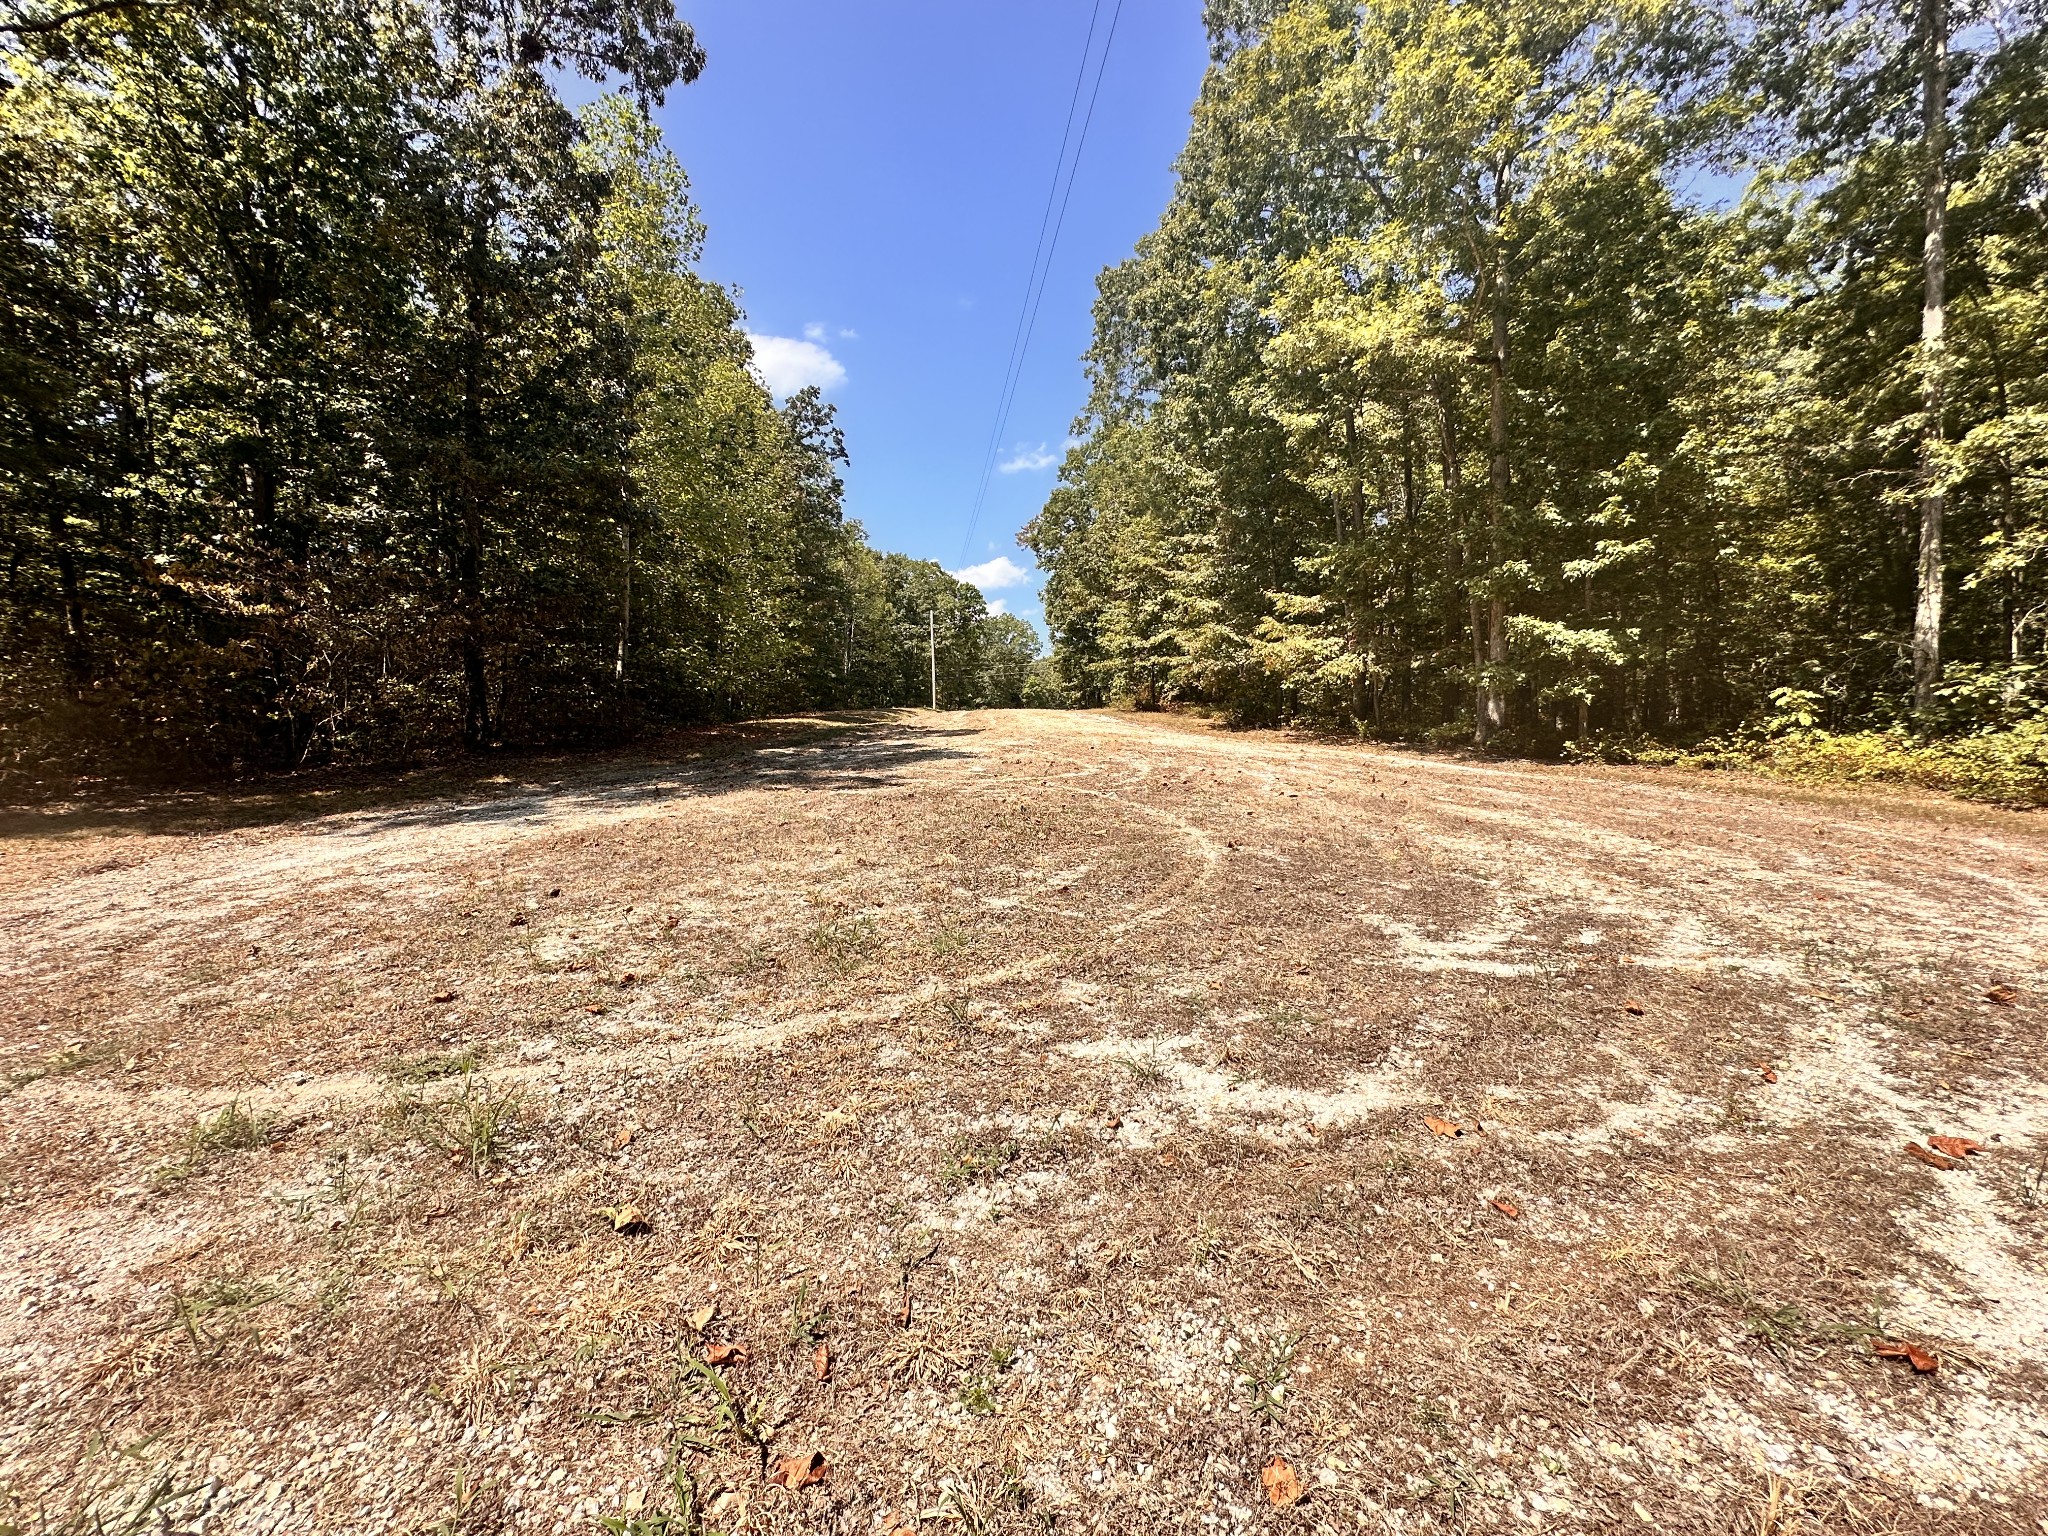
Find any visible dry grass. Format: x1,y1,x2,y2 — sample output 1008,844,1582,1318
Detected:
0,709,2044,1534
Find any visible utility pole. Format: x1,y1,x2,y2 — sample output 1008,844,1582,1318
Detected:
928,609,938,710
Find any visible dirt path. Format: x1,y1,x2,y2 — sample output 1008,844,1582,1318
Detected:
1,709,2043,1535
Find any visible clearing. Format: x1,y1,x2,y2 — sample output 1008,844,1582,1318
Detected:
1,708,2043,1535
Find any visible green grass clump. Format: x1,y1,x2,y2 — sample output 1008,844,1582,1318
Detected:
1570,721,2048,807
155,1101,267,1184
386,1047,481,1084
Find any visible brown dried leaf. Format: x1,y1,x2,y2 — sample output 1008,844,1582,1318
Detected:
1261,1457,1304,1508
687,1304,715,1334
1490,1197,1520,1220
1905,1141,1960,1170
429,990,459,1005
613,1126,636,1151
1873,1338,1939,1373
704,1341,749,1366
596,1203,646,1234
1984,984,2018,1005
1623,1000,1647,1016
813,1342,831,1381
767,1451,829,1489
1423,1115,1463,1138
1928,1135,1983,1160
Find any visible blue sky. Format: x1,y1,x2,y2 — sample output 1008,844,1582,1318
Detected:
649,2,1211,635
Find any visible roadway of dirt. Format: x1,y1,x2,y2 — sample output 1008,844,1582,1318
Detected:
0,709,2043,1535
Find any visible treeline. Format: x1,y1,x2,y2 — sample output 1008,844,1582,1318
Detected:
1027,0,2047,755
0,0,1033,785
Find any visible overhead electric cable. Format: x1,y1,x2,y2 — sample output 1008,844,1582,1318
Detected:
958,0,1125,563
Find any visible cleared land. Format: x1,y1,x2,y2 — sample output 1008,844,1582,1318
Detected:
1,708,2044,1536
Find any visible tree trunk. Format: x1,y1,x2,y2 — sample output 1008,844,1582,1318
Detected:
1911,0,1949,716
1400,415,1417,726
48,506,87,680
615,524,633,682
460,217,491,751
1343,410,1367,539
1481,225,1511,746
1435,380,1486,736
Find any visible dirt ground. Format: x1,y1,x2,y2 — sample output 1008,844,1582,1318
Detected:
1,708,2044,1536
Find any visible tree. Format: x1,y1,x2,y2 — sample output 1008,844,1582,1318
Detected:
1030,0,2045,748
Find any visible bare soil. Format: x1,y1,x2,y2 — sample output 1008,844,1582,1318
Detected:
1,708,2044,1536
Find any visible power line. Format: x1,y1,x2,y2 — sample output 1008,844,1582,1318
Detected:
958,0,1125,563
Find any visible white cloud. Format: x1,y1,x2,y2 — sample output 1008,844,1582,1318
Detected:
998,436,1080,474
986,597,1010,617
746,334,846,398
951,554,1031,590
999,443,1059,474
804,322,860,343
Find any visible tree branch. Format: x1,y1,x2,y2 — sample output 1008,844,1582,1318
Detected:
0,0,183,38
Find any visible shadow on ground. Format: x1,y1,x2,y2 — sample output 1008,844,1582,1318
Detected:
0,713,980,844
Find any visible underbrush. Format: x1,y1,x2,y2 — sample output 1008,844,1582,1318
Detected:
1566,721,2048,807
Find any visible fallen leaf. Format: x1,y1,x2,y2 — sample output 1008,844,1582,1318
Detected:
1490,1197,1520,1220
618,972,637,986
687,1304,715,1334
1928,1135,1983,1159
1623,1000,1646,1016
612,1126,636,1151
767,1451,829,1490
1873,1338,1939,1373
547,887,562,898
508,914,527,928
1261,1456,1304,1508
1760,1068,1779,1083
704,1341,749,1366
1984,984,2018,1005
1905,1141,1959,1170
584,1005,608,1016
429,990,459,1005
597,1204,646,1234
1423,1115,1463,1138
813,1342,831,1381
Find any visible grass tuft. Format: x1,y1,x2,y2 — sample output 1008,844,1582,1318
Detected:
154,1101,267,1184
386,1047,481,1084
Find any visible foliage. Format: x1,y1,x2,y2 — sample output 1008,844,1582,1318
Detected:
1025,0,2048,761
0,1,1038,788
